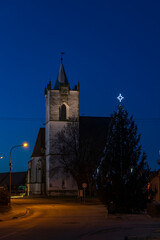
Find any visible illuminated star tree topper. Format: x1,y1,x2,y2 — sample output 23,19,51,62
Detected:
117,93,124,103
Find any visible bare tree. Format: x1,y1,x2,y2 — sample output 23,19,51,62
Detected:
54,121,105,195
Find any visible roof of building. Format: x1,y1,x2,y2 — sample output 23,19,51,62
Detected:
31,128,45,158
54,63,70,90
0,172,26,186
79,116,110,139
150,170,160,180
79,116,111,153
31,117,111,158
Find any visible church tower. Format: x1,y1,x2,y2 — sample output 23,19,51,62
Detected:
45,59,79,195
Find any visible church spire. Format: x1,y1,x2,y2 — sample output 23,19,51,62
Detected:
54,54,70,90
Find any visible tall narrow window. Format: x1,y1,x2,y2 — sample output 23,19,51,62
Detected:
59,104,66,120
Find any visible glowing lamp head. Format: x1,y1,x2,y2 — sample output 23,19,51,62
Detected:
0,156,3,159
22,142,28,148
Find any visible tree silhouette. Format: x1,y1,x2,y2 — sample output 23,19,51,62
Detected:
54,121,106,195
97,105,150,212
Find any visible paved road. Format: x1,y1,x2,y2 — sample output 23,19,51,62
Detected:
0,198,160,240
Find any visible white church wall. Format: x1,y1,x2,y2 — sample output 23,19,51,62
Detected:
45,155,50,194
45,92,50,122
68,91,79,119
44,63,79,196
45,122,79,195
48,155,78,196
28,183,41,195
27,157,42,195
46,90,79,121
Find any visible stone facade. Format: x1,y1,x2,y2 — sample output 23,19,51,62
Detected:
45,78,79,196
27,128,45,195
28,62,79,196
27,157,42,195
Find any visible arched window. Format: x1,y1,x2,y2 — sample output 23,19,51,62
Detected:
59,104,66,120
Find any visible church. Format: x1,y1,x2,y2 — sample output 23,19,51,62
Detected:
27,59,110,196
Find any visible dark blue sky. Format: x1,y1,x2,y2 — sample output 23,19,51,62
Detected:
0,0,160,172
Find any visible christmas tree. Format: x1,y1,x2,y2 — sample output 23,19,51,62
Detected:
97,104,150,212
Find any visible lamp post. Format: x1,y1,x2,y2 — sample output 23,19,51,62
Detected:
9,142,28,200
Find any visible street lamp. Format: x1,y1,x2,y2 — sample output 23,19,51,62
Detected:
9,142,28,199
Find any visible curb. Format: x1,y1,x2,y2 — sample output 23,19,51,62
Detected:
0,207,31,222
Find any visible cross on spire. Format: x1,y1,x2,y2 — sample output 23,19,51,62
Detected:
61,52,64,63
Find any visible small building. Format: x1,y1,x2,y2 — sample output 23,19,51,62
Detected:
149,170,160,201
0,172,27,194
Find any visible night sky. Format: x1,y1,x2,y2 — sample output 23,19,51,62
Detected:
0,0,160,172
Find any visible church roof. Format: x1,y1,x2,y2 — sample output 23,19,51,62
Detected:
31,117,111,158
79,116,110,138
54,63,70,90
31,128,45,158
79,116,111,152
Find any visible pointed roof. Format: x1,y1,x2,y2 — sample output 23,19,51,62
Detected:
54,63,70,90
31,128,45,157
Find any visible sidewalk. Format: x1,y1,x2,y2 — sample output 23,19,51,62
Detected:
0,204,30,221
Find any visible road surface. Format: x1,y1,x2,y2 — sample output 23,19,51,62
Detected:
0,198,160,239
